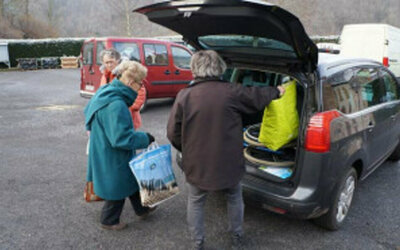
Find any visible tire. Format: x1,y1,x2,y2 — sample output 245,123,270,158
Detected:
140,98,148,113
312,167,357,231
388,142,400,161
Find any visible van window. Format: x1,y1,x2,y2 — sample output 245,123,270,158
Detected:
113,42,140,62
358,68,386,106
144,44,168,66
96,42,106,65
171,46,191,69
83,42,94,65
380,69,399,101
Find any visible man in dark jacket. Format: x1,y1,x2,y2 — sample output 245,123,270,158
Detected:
167,50,284,249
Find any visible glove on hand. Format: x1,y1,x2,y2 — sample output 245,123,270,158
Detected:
146,133,155,144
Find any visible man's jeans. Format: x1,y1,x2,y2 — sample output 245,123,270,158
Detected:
187,182,244,244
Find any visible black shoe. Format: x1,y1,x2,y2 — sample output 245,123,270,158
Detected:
231,234,244,250
193,240,204,250
138,206,157,220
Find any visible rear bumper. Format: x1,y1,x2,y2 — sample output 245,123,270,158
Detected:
241,174,326,219
80,90,94,98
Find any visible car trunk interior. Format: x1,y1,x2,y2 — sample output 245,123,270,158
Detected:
229,68,304,183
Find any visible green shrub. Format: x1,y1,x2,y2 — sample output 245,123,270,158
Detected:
7,38,84,67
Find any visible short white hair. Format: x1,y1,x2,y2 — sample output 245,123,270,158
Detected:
190,50,226,78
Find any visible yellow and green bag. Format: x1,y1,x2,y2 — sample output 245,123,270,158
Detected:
258,80,299,151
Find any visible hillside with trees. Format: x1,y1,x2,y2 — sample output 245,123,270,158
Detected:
1,0,400,39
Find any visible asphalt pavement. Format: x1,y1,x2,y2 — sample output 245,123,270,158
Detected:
0,69,399,250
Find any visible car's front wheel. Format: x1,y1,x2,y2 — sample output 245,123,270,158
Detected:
312,167,357,230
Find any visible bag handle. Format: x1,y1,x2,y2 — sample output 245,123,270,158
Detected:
145,142,159,152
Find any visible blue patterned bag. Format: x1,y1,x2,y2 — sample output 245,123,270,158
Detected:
129,143,179,207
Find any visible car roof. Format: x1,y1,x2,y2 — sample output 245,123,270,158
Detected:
318,53,382,77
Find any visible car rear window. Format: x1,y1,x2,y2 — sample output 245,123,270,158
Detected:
113,42,140,62
198,35,295,53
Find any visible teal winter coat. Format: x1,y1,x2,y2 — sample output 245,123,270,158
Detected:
84,79,149,200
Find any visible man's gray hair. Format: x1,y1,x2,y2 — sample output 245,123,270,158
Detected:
100,48,121,61
190,50,227,78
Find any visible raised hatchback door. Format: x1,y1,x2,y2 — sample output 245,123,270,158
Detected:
134,0,318,71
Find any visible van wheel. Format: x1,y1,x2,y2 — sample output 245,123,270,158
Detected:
388,142,400,161
140,98,148,113
312,167,357,231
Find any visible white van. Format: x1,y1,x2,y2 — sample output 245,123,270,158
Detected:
340,24,400,76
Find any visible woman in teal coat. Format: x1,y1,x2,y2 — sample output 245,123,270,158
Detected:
84,60,155,230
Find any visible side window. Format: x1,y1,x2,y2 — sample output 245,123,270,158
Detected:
144,44,168,66
113,42,140,62
171,46,191,69
380,69,399,101
96,42,106,65
82,42,94,65
357,67,385,106
324,68,363,113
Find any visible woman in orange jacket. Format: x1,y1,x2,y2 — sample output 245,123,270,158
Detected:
99,48,146,129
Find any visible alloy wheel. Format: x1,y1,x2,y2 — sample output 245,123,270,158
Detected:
336,175,356,223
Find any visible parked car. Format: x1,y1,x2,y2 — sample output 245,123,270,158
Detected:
80,37,193,109
136,0,400,230
339,23,400,77
317,42,341,54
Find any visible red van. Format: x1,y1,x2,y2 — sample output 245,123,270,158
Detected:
80,37,193,106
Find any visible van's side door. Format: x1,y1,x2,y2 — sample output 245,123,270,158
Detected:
93,41,106,90
81,41,95,93
170,45,193,94
143,43,174,98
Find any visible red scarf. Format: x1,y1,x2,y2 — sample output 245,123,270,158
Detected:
104,69,116,84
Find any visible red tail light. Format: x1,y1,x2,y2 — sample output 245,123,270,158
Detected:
305,110,341,153
383,57,389,67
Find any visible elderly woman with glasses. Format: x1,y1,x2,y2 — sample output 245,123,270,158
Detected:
85,60,156,230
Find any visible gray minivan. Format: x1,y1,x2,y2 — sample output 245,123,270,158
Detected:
135,0,400,230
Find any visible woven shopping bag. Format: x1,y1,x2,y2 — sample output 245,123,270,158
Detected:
129,143,179,207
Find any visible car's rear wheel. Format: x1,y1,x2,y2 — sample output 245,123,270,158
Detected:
388,141,400,161
312,167,357,231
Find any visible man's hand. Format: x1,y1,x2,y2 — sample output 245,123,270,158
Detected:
277,86,285,97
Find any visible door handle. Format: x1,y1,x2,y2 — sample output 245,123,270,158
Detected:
367,121,375,132
164,70,170,75
174,70,180,75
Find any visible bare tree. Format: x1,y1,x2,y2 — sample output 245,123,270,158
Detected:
104,0,136,36
0,0,4,17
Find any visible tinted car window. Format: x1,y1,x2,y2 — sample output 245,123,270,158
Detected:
83,42,94,65
324,68,365,114
113,42,140,62
380,69,399,101
96,42,106,65
357,67,385,106
144,44,168,66
171,46,191,69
